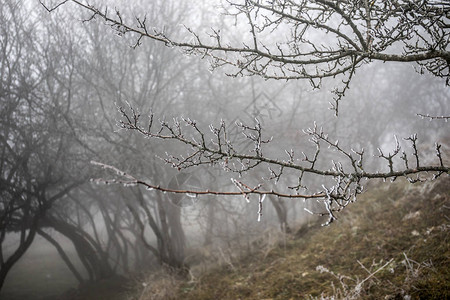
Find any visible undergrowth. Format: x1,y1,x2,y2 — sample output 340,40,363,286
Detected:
134,177,449,300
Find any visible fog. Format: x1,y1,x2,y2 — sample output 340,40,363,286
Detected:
0,0,448,299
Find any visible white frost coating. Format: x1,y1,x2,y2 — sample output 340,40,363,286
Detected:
304,207,314,215
231,178,250,202
260,194,266,202
257,194,265,222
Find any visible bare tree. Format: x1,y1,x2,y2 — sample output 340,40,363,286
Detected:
69,0,216,273
0,0,87,289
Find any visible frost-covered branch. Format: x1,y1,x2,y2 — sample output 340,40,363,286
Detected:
417,113,450,121
91,103,449,225
117,103,448,179
44,0,450,115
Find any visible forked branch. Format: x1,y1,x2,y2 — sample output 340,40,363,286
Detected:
91,104,449,225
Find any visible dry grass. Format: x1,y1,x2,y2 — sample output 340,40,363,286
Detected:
170,177,450,299
132,270,184,300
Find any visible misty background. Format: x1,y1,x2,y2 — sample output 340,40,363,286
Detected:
0,0,448,299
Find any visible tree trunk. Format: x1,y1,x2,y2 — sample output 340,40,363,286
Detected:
37,228,85,284
41,215,114,281
0,214,39,291
269,196,291,234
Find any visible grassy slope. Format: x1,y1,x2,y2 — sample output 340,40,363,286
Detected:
175,178,450,299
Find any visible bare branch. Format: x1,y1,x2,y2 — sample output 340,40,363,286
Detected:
90,104,449,225
417,113,450,121
43,0,450,115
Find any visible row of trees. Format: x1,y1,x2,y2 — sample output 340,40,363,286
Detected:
1,0,290,291
1,0,448,295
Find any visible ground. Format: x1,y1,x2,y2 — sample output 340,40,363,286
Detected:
2,177,449,300
163,177,449,299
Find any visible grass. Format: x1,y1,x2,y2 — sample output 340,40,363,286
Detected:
164,177,450,299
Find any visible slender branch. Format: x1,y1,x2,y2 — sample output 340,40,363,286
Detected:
43,0,449,98
90,105,449,225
